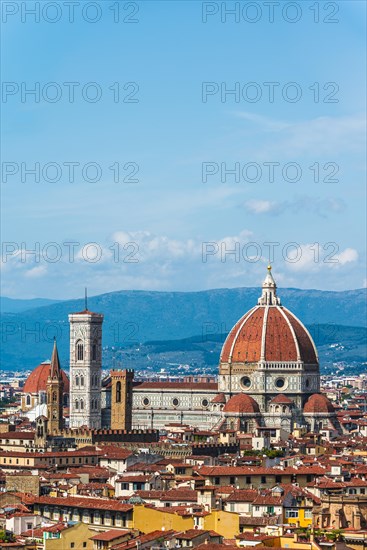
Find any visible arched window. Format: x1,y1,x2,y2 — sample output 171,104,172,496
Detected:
52,391,57,402
92,342,97,361
75,400,79,410
26,395,31,406
116,381,122,403
80,399,84,410
80,376,84,387
76,341,84,361
75,376,79,386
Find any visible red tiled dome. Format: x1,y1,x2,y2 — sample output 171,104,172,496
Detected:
212,393,226,404
220,268,317,366
303,394,335,414
223,394,260,414
23,362,69,394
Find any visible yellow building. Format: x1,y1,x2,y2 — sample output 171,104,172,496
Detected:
133,504,193,533
285,506,313,528
45,522,95,550
202,509,240,539
133,504,239,539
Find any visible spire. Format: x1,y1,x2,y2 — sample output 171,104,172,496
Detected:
258,265,281,306
50,338,61,378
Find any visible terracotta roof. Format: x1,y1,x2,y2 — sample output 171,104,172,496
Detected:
196,544,238,550
23,362,69,394
304,394,336,414
90,530,130,541
211,393,226,404
270,394,294,405
70,309,102,316
134,489,197,502
225,489,258,502
177,529,213,540
32,495,133,512
99,446,133,459
223,394,260,414
197,465,326,476
112,530,176,550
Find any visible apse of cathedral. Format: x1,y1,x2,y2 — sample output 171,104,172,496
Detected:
25,267,340,440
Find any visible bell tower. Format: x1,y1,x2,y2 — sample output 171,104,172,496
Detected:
69,304,103,429
110,370,134,430
46,339,64,434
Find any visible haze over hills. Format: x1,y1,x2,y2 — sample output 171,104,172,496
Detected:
0,287,366,371
0,297,61,313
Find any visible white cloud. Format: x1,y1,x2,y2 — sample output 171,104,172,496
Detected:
244,197,346,218
287,244,358,272
235,112,366,157
0,230,362,297
335,248,359,265
245,200,277,214
24,265,48,278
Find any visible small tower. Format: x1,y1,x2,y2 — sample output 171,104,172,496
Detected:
46,339,64,434
69,302,104,429
258,265,281,306
110,370,134,430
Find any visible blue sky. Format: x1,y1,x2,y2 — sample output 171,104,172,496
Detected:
1,0,366,298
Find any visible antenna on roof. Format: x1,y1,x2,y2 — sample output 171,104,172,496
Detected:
85,287,88,310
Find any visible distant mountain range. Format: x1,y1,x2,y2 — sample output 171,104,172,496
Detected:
108,324,367,375
0,287,366,371
1,297,60,313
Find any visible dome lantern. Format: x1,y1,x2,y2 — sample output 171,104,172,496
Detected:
258,265,281,306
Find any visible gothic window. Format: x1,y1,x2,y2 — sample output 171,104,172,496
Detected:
80,399,84,410
76,376,80,386
92,342,97,361
76,341,84,361
80,376,85,387
75,400,79,410
116,381,122,403
52,391,57,402
26,395,31,406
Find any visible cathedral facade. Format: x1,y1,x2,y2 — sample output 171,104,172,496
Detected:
128,267,324,433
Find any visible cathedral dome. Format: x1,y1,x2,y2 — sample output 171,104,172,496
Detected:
23,361,70,394
303,394,335,414
223,393,260,414
220,267,318,366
